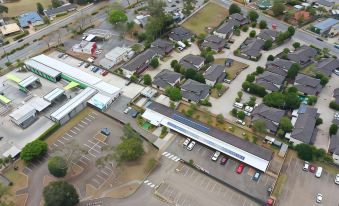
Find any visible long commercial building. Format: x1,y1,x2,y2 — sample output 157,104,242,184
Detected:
143,102,273,172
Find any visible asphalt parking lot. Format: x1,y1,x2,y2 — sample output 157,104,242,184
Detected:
165,134,274,201
278,153,339,206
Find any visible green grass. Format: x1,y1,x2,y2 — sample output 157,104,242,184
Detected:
4,0,51,17
300,64,316,77
214,58,249,80
182,2,228,35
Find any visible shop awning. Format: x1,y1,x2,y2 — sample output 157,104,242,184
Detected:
64,81,79,90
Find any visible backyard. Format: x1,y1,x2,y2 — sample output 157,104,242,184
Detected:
214,58,249,80
3,0,51,17
182,2,228,35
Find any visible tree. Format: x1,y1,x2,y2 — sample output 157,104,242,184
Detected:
216,114,225,124
330,124,338,135
272,0,285,16
229,3,241,15
279,116,293,132
307,95,317,105
247,10,259,22
295,144,314,161
237,111,245,120
37,3,44,15
165,87,182,101
48,156,68,178
259,20,267,29
287,63,300,79
185,68,197,80
171,60,178,68
287,86,298,93
267,55,274,61
143,74,152,85
215,83,223,91
0,5,8,15
256,66,264,74
150,57,159,68
131,44,142,53
253,120,267,133
43,181,79,206
21,140,48,163
285,92,301,110
182,0,195,16
242,81,251,91
108,10,128,25
242,25,249,32
292,42,300,49
51,0,63,8
263,39,273,50
148,0,166,17
263,92,285,108
237,91,243,99
277,129,285,137
204,54,214,63
316,117,323,126
231,108,238,116
43,16,51,24
287,26,295,36
249,30,256,38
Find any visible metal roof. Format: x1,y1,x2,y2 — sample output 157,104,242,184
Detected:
314,18,339,31
25,59,61,78
18,12,43,27
9,104,36,121
44,88,65,102
19,75,39,88
27,97,51,112
51,87,97,121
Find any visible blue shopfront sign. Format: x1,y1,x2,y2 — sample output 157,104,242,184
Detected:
167,122,245,161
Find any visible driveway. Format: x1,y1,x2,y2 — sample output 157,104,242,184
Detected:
313,75,339,150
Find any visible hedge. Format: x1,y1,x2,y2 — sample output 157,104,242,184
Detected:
38,123,60,140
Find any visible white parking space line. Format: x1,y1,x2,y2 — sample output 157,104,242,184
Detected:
53,143,58,147
78,123,84,128
85,117,92,122
91,112,98,116
82,155,91,160
96,174,106,180
88,151,97,157
88,114,95,119
74,126,81,131
25,167,32,172
162,152,168,155
92,178,101,184
66,133,72,138
79,159,88,165
57,139,65,145
90,147,101,154
62,136,69,141
104,166,112,172
81,120,88,125
101,170,109,176
84,144,91,149
70,130,77,134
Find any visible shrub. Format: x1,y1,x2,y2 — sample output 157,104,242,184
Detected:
21,140,48,163
242,25,249,32
246,74,255,82
216,114,225,124
48,156,68,177
237,111,245,120
330,124,338,135
256,66,264,74
329,101,339,110
231,108,238,116
316,118,323,126
295,144,313,161
249,30,256,38
267,55,274,61
259,20,267,29
43,181,79,206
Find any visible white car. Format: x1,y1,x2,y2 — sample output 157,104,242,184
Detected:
303,161,309,171
335,174,339,184
183,138,190,147
211,151,220,161
315,167,323,178
224,79,231,84
244,111,251,116
124,107,132,114
187,141,196,151
316,193,323,203
245,106,254,113
236,119,245,126
334,69,339,76
334,112,339,120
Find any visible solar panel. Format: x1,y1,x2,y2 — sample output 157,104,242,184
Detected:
172,114,210,133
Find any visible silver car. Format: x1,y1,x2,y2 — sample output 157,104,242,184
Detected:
187,141,196,151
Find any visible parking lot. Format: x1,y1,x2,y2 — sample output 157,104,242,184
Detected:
165,134,275,201
278,153,339,206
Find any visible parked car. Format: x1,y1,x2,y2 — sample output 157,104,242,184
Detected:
335,174,339,184
303,161,309,171
183,138,191,147
315,167,323,178
245,106,254,113
78,61,85,67
224,79,231,84
220,156,228,165
178,47,184,51
90,66,96,71
236,163,245,174
309,165,317,173
252,171,261,181
334,69,339,76
131,110,139,118
316,193,323,203
125,80,132,86
84,62,91,68
244,111,251,116
236,119,245,126
233,102,243,109
58,53,65,58
93,67,100,73
18,39,24,42
62,54,68,59
101,128,110,136
316,37,323,42
101,70,109,76
211,151,220,161
123,106,132,114
187,141,196,151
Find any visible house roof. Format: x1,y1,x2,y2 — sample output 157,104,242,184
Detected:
256,71,285,92
122,49,157,71
229,13,249,25
151,39,174,56
333,88,339,104
290,106,318,144
0,23,20,35
152,69,182,89
315,58,339,76
314,18,339,31
251,104,285,132
257,29,279,41
287,45,317,64
215,20,237,35
295,73,322,95
201,35,226,50
44,3,77,17
256,0,272,8
203,64,225,82
181,79,210,102
266,59,294,77
316,0,335,7
18,12,43,27
179,54,205,71
240,38,265,57
329,135,339,153
169,27,192,42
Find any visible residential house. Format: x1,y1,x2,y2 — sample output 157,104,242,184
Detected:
294,73,322,95
99,46,133,69
240,38,265,60
150,39,174,57
44,3,77,19
255,71,285,92
329,135,339,165
329,24,339,37
213,20,237,39
18,12,44,28
314,0,335,11
203,64,226,86
287,45,317,66
179,54,205,71
257,29,279,41
168,27,192,42
152,69,182,91
229,13,249,26
266,59,294,77
287,105,318,145
313,18,339,36
201,35,226,52
314,58,339,77
121,49,157,77
256,0,272,9
181,79,210,103
0,23,21,36
251,104,285,133
333,88,339,104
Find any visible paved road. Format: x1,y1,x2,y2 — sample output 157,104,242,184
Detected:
215,0,339,56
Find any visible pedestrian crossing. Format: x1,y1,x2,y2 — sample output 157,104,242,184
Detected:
143,180,158,189
162,151,181,162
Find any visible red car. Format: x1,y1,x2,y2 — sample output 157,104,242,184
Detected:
101,70,109,76
236,163,245,174
220,156,228,165
309,165,317,173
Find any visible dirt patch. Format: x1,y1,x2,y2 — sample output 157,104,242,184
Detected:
4,168,28,192
4,0,50,17
211,85,228,98
15,194,28,206
43,175,57,187
214,58,249,80
104,183,140,198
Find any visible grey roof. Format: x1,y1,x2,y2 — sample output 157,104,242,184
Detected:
151,39,174,56
181,79,210,102
287,45,317,64
257,29,279,41
214,20,237,35
203,64,226,82
147,101,273,161
256,71,285,92
334,88,339,104
266,59,294,77
152,69,182,89
295,73,322,95
179,54,205,71
123,49,157,72
44,3,76,17
252,104,285,132
329,135,339,154
229,13,249,25
291,106,318,144
240,38,265,57
201,35,226,50
315,58,339,77
169,27,192,41
316,0,335,7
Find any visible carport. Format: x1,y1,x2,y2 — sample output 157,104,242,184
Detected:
43,88,65,103
18,75,41,92
0,95,11,105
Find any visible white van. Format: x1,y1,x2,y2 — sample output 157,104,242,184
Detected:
177,41,186,48
233,102,244,109
315,167,323,178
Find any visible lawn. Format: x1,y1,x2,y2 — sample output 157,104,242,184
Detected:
214,58,249,80
300,64,316,77
4,0,51,17
182,2,228,35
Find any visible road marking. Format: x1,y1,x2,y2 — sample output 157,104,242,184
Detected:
25,167,32,172
104,165,112,172
66,133,72,138
78,123,84,128
91,112,98,116
92,178,100,184
57,139,65,145
144,180,149,183
174,157,180,162
53,143,58,147
88,114,95,119
165,153,171,157
79,159,88,165
82,155,90,160
74,126,81,131
81,120,88,125
62,136,69,141
171,156,177,160
169,154,174,159
162,152,168,155
70,130,77,134
96,174,105,180
150,184,155,188
90,147,101,154
147,182,152,186
101,170,109,176
84,144,91,149
87,139,96,145
88,151,96,157
85,117,92,122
